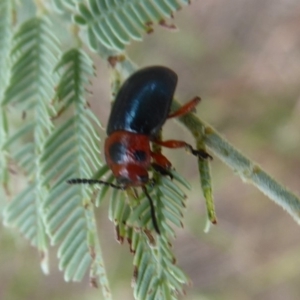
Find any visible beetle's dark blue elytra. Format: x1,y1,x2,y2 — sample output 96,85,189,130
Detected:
106,66,177,136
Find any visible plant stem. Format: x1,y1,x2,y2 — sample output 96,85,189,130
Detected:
171,101,300,224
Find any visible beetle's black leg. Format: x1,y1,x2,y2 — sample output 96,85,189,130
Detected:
151,163,174,180
184,144,213,160
142,186,160,234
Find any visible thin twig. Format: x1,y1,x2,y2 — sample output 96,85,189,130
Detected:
171,101,300,224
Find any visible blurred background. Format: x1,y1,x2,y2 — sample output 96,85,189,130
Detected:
1,0,300,299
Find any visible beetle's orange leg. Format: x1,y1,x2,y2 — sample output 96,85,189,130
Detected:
168,96,201,119
151,151,172,169
153,139,212,160
150,152,173,179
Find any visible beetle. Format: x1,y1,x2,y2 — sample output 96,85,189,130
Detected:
68,66,211,234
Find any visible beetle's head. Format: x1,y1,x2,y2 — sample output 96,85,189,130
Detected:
113,164,149,187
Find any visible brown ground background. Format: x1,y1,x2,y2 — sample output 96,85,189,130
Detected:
1,0,300,299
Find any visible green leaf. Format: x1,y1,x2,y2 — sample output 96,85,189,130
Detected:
198,157,217,230
42,47,111,297
109,169,189,299
0,0,13,190
2,15,60,273
51,0,79,14
74,0,189,52
0,0,12,94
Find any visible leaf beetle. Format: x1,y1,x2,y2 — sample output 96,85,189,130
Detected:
68,66,211,234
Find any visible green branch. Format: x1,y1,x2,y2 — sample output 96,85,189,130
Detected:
171,101,300,224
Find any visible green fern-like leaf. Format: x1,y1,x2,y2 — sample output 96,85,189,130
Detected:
51,0,81,24
0,0,12,93
41,48,111,298
73,0,188,52
0,0,13,189
2,15,60,273
4,183,41,243
101,168,190,299
132,234,189,299
52,0,78,12
135,175,189,298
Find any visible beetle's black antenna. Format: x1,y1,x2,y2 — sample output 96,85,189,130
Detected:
68,178,160,234
67,178,125,190
142,185,161,235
